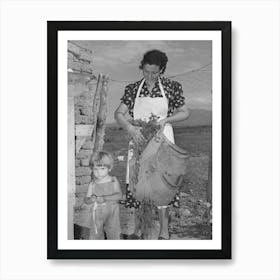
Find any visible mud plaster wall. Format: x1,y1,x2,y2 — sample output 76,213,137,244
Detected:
68,41,96,206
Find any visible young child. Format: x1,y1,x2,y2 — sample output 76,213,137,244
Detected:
84,151,122,240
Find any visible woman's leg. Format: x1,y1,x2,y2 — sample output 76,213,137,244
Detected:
158,206,169,239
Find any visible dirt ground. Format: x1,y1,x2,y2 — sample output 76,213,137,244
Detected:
74,125,212,240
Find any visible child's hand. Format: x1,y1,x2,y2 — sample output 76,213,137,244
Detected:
79,203,87,210
96,196,105,203
84,196,95,205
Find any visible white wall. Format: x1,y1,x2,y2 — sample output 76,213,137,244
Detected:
0,0,279,279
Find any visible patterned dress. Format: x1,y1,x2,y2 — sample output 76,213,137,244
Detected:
121,76,185,208
121,76,185,118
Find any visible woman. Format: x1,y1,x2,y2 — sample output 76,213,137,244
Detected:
114,49,190,239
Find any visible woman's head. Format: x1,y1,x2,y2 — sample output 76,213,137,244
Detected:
139,49,168,76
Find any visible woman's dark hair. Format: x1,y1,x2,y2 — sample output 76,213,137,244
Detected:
139,49,168,74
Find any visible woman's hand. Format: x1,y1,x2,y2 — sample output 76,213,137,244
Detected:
84,196,94,205
158,118,167,128
127,124,145,143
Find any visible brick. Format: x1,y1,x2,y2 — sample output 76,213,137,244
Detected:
76,126,94,137
76,149,92,159
75,192,87,199
75,184,89,194
68,41,93,62
75,114,91,125
82,140,94,150
74,197,84,208
68,60,94,74
75,107,81,114
68,73,91,93
80,91,92,98
75,96,93,107
76,167,91,176
80,107,93,117
81,158,90,166
76,175,91,185
75,159,81,167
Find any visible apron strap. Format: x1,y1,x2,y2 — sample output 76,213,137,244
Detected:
136,78,145,99
136,78,166,99
158,78,167,99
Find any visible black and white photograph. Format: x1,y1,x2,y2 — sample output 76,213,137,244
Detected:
2,0,280,278
71,41,213,241
48,21,231,259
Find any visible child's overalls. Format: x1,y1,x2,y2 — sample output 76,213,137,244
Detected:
88,179,121,240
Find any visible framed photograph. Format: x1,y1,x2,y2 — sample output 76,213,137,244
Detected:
48,21,231,259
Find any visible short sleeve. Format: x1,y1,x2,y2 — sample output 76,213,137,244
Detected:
173,82,185,109
120,84,135,111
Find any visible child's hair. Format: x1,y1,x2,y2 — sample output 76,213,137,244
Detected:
90,151,114,170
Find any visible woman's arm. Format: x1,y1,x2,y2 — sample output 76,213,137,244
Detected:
159,105,190,127
114,103,132,130
114,103,144,143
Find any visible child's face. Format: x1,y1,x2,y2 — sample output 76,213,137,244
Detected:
93,165,110,180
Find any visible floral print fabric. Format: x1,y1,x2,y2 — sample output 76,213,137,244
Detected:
120,77,185,118
124,184,180,209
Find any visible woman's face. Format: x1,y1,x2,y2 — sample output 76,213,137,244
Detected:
142,64,161,83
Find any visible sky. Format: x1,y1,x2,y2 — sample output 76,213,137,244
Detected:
75,40,212,123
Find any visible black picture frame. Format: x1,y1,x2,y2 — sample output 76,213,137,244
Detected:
47,21,231,259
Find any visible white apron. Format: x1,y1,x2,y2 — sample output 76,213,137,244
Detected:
126,78,175,185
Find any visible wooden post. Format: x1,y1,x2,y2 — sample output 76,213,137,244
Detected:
91,74,103,145
68,97,75,239
93,75,109,155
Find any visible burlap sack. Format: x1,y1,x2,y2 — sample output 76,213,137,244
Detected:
132,132,189,206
